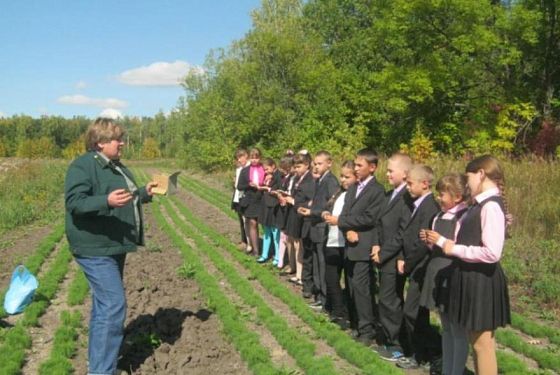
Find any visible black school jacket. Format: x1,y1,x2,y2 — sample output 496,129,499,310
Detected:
375,187,415,270
400,193,439,274
338,176,385,261
236,166,261,208
305,171,339,242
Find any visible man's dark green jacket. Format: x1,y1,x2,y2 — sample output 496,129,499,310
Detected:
65,151,151,256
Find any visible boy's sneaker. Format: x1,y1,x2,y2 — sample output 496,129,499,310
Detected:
396,356,420,369
377,346,405,362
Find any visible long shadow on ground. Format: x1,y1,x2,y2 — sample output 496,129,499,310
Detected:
118,307,212,373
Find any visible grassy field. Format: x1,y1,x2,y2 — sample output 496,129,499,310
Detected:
0,156,558,375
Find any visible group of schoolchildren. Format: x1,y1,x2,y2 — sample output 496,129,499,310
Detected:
231,147,510,375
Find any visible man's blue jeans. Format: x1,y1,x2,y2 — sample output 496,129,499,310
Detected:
75,254,127,375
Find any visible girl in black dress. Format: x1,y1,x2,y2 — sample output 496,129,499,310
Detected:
237,148,265,257
274,156,295,269
257,158,283,263
420,173,468,375
423,155,510,375
283,152,314,285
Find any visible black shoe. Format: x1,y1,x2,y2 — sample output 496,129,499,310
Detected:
302,291,313,299
308,300,322,307
396,356,420,369
428,356,443,375
355,334,374,347
330,316,350,330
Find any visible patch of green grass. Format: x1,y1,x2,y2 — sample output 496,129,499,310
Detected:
176,261,196,279
496,328,560,372
0,242,73,374
0,160,66,234
67,269,89,306
38,310,82,375
0,223,65,317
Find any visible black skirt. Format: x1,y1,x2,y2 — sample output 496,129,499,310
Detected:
448,260,511,331
241,196,262,219
259,204,277,227
275,205,288,230
284,206,303,239
419,252,454,312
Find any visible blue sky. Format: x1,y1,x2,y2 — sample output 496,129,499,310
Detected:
0,0,261,119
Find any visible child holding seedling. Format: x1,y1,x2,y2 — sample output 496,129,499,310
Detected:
257,158,283,264
419,173,469,375
423,155,511,375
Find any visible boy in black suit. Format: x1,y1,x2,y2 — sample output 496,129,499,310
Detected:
371,153,414,361
326,149,385,346
395,165,442,369
298,151,339,306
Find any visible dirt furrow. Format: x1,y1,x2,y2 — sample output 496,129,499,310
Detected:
171,193,366,375
163,199,302,374
70,204,250,375
0,224,54,288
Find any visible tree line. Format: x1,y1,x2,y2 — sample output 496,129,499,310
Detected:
2,0,559,169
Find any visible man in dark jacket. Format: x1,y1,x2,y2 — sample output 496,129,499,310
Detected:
65,118,157,375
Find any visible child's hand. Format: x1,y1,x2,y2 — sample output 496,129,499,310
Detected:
442,240,455,255
419,229,427,242
371,245,381,263
424,230,441,245
146,181,158,197
506,213,514,227
297,207,311,216
346,230,359,243
285,196,295,205
324,214,338,225
397,260,405,274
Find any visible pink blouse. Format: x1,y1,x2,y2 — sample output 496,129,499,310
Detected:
249,164,265,186
451,187,506,263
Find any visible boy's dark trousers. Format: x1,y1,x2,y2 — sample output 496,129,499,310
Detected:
402,259,441,361
302,236,315,295
345,258,377,338
378,259,406,347
324,246,346,318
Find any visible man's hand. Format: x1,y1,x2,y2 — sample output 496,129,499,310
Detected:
346,230,359,243
108,189,133,208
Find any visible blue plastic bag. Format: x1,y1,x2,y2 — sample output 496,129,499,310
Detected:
3,265,38,315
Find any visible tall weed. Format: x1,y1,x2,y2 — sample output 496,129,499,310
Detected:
0,159,66,233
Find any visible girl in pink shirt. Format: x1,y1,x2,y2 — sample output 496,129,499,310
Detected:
237,148,265,257
424,155,510,375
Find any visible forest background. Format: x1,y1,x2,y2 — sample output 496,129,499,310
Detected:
0,0,559,312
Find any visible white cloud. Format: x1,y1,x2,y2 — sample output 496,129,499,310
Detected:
57,94,127,109
99,108,123,119
117,60,204,86
75,80,87,90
